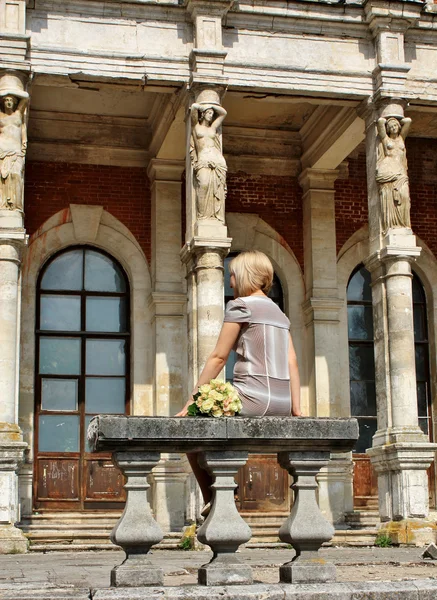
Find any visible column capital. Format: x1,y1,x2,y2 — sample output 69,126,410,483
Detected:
181,237,232,265
147,159,184,183
364,0,422,36
298,168,339,193
186,0,236,19
147,292,186,317
302,297,343,326
0,232,27,263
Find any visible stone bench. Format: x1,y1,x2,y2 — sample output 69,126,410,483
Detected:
88,416,358,588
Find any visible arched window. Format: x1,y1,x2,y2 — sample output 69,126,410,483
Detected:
413,274,433,439
347,267,433,448
224,253,284,382
347,266,377,453
35,247,130,510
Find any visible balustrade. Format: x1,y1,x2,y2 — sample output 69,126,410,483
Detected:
88,416,358,587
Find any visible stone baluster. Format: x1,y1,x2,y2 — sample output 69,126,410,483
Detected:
277,451,336,584
196,451,252,585
110,452,164,587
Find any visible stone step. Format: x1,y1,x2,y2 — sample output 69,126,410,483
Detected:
344,510,380,529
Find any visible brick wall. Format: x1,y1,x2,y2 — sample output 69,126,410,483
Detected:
24,162,151,262
227,172,304,269
335,152,368,254
408,138,437,260
333,140,437,261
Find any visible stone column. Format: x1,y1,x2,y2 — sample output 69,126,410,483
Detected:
181,83,232,381
182,0,233,518
364,98,437,545
0,70,28,554
147,159,188,532
299,168,353,525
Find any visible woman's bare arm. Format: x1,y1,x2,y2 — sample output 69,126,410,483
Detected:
175,321,241,416
400,117,412,140
288,333,302,416
190,103,201,127
211,104,227,130
377,117,387,141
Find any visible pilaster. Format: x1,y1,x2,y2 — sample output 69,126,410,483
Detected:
299,168,343,418
149,453,188,532
0,0,30,69
147,159,186,418
364,0,422,103
186,0,234,87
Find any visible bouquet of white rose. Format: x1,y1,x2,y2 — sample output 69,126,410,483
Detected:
188,379,242,417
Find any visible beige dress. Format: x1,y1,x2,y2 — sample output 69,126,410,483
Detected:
224,296,292,417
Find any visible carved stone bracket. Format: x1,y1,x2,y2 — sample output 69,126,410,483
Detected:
197,451,252,585
109,451,164,587
277,451,336,584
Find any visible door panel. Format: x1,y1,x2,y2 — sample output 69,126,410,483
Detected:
238,454,289,512
352,454,377,508
36,458,80,502
84,459,126,502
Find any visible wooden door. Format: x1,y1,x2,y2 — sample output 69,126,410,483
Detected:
352,454,378,508
34,247,129,511
237,454,289,512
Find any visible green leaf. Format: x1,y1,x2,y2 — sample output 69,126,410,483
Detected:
187,402,200,416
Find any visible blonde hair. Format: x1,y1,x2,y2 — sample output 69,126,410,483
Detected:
229,251,274,297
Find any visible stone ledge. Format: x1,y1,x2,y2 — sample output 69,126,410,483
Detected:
88,416,358,454
0,579,433,600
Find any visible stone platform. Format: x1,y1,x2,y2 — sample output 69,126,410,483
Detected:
88,416,358,587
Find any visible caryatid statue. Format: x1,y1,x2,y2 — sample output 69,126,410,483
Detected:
376,114,412,232
190,102,227,223
0,79,29,211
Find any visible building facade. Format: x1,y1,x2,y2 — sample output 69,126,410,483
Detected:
1,0,437,552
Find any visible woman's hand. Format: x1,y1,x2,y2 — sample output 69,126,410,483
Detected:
175,398,194,417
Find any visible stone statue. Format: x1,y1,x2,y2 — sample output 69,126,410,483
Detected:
190,102,227,222
376,115,412,232
0,90,28,211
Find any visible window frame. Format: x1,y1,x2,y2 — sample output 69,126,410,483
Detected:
35,246,131,460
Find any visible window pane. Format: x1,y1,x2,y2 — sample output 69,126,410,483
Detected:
226,350,237,384
42,379,78,411
419,417,430,438
417,381,428,417
86,339,125,375
41,250,83,291
86,297,127,332
84,250,126,292
347,268,372,302
415,345,428,381
85,378,125,414
39,338,81,375
40,295,81,331
85,415,95,452
347,306,374,340
349,345,375,381
38,415,79,452
412,276,425,304
354,418,377,453
413,306,426,342
350,381,376,417
224,256,233,298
